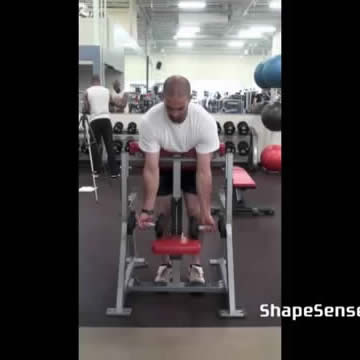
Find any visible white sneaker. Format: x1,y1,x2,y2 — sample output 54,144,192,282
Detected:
188,264,205,285
154,264,172,284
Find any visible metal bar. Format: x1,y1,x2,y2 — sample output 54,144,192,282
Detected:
93,0,99,44
128,158,226,166
235,188,241,203
128,192,137,210
124,259,136,287
146,55,149,92
209,258,228,290
225,224,236,312
121,151,128,221
225,152,233,224
84,118,99,202
172,260,181,284
173,157,182,235
106,221,132,316
128,282,226,293
173,157,182,199
219,190,226,211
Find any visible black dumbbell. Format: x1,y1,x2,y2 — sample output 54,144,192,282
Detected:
113,121,124,134
127,122,138,134
127,211,137,235
225,141,236,153
216,121,222,135
80,143,89,154
217,214,227,239
223,121,235,135
237,121,249,136
155,213,166,238
127,213,166,238
113,140,123,154
188,216,216,239
237,141,250,156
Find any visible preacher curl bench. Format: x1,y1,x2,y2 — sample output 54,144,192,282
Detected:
106,141,258,318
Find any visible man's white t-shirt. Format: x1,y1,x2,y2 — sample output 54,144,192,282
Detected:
139,102,219,154
86,85,110,122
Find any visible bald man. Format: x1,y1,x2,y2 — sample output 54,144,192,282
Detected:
110,80,128,113
83,75,120,177
138,75,220,285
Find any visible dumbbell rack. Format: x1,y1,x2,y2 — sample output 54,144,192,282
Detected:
219,125,259,171
106,143,246,318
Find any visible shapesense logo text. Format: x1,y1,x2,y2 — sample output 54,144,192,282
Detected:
260,304,360,321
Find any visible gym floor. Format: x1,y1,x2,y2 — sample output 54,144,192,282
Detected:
79,164,281,357
79,327,281,360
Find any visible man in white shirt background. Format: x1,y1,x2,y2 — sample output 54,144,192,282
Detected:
82,75,120,178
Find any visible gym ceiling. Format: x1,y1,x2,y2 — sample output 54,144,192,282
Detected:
81,0,281,55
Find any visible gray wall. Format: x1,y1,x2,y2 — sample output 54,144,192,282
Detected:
105,66,124,91
79,64,93,92
79,64,124,92
79,45,100,75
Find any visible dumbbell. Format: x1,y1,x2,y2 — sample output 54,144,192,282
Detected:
223,121,235,136
80,143,89,154
113,121,124,134
127,212,166,238
237,121,249,136
216,121,222,135
189,216,218,239
225,141,236,153
217,213,227,238
113,140,123,154
127,122,138,134
237,141,250,156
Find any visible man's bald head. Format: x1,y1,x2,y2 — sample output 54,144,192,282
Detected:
163,76,192,124
91,74,101,85
163,76,191,98
113,79,121,93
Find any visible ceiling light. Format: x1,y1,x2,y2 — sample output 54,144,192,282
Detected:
228,41,245,47
177,41,193,47
238,30,264,39
269,1,281,10
177,26,200,33
250,26,276,33
174,33,197,39
178,2,206,9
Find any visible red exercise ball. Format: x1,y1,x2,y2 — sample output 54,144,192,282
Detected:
261,145,281,172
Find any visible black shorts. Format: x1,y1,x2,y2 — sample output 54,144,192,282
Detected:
158,170,197,196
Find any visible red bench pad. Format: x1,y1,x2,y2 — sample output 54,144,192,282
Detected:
152,236,201,255
233,166,256,189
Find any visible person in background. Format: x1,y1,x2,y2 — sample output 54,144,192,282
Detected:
110,80,128,113
82,75,120,178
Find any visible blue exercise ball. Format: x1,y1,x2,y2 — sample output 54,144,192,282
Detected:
263,55,281,88
254,62,269,89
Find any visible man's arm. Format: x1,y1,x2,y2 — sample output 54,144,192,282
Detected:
196,152,213,217
143,152,160,211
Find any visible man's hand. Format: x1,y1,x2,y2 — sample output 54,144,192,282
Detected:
200,212,216,232
136,212,154,230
